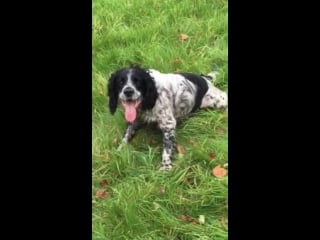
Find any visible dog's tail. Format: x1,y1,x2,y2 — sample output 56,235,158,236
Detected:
201,64,220,83
201,72,218,83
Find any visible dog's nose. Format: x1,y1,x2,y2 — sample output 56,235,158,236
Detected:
123,87,134,97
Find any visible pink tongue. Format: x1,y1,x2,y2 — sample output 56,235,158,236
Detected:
123,102,137,122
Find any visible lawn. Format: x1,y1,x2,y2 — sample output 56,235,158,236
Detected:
92,0,228,239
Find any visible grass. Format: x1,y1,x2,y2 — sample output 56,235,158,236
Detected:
92,0,228,239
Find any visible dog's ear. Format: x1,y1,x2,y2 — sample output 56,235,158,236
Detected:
107,72,119,114
141,72,158,110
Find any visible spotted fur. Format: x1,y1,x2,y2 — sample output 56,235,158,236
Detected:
107,65,227,170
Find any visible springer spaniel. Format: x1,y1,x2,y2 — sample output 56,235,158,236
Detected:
107,65,227,170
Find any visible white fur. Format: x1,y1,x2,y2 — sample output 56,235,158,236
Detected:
112,67,228,171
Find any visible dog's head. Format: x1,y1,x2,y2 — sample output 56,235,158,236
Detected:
107,65,158,122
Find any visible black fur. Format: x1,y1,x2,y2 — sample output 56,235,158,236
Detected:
178,73,209,112
134,67,158,111
108,65,227,171
107,72,120,114
200,73,213,80
107,66,158,114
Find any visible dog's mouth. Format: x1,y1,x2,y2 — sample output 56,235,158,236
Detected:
121,99,142,123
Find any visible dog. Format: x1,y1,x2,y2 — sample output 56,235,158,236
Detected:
107,65,227,170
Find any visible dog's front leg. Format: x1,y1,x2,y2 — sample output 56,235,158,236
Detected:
117,121,142,150
122,121,141,143
159,118,176,171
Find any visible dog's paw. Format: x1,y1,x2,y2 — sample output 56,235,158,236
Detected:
207,71,218,83
159,164,173,171
216,92,228,109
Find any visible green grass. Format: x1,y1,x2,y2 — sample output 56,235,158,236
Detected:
93,0,228,239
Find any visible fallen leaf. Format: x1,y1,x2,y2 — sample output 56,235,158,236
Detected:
199,215,205,224
159,187,165,195
95,189,110,199
208,153,215,161
96,189,105,197
179,33,189,40
105,152,110,161
216,128,225,134
99,179,109,187
96,24,103,30
223,163,228,168
176,145,186,154
179,215,188,221
179,215,196,223
188,140,198,147
212,165,227,178
175,69,181,73
173,57,181,64
220,217,228,229
221,217,228,224
112,138,118,145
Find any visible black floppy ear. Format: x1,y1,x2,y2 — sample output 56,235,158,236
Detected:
107,73,119,114
141,72,158,110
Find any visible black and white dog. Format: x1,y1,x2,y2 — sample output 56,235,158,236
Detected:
107,65,227,170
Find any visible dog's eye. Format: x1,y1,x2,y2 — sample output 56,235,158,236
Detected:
132,77,138,83
119,78,125,85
